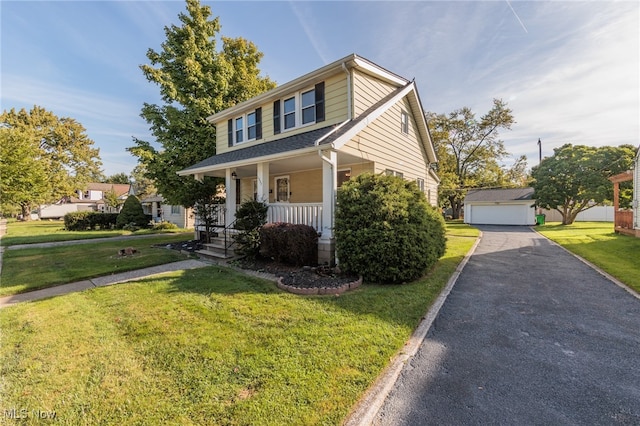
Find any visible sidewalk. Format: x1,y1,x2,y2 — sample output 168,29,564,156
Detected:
0,259,210,309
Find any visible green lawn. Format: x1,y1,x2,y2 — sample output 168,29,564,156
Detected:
537,221,640,293
0,234,193,296
1,220,191,246
0,224,480,425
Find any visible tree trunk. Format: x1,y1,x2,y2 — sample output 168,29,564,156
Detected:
20,203,32,221
449,196,463,220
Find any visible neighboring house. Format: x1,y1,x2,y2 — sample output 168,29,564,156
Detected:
178,53,439,264
39,183,130,219
463,188,536,226
141,195,195,229
609,146,640,237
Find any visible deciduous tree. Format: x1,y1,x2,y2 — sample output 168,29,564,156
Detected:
531,144,635,224
128,0,275,209
0,106,102,219
427,99,515,218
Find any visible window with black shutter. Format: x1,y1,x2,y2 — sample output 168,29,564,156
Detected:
227,119,233,147
255,107,262,140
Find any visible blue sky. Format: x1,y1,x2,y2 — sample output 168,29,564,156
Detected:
2,1,638,176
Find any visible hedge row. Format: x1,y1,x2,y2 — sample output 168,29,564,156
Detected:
64,212,120,231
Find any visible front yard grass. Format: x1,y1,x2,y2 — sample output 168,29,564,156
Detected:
537,221,640,293
0,234,192,296
1,220,191,246
0,225,479,425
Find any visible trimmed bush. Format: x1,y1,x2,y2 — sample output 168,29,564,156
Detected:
260,223,318,266
153,221,178,230
64,211,92,231
116,195,149,229
64,212,119,231
335,173,446,284
233,200,269,259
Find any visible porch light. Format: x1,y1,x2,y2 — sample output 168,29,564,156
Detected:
231,171,238,180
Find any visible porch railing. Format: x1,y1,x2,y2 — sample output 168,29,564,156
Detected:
267,203,323,231
195,203,323,232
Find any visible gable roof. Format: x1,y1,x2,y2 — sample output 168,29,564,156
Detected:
464,187,535,203
86,183,130,196
206,53,409,124
180,82,436,175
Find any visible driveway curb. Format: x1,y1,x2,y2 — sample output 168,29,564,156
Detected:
343,233,483,426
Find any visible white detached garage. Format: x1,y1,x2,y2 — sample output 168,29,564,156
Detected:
464,188,536,226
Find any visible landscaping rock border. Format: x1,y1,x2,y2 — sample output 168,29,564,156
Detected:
276,275,363,295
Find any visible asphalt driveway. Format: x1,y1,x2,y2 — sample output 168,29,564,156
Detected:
374,225,640,425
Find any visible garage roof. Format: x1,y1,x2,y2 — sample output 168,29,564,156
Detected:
464,187,534,202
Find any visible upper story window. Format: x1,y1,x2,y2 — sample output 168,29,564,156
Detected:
228,108,262,147
401,111,409,134
274,82,325,135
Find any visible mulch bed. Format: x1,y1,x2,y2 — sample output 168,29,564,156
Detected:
161,240,362,294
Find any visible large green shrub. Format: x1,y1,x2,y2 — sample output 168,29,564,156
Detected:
233,200,269,258
260,223,318,266
64,212,119,230
116,195,149,229
335,173,446,283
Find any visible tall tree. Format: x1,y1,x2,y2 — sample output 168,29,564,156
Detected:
0,106,102,219
0,126,49,219
103,173,131,184
427,99,515,218
531,144,636,225
128,0,275,208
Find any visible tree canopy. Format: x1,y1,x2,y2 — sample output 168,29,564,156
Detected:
427,99,519,218
531,144,636,224
128,0,276,208
0,106,102,219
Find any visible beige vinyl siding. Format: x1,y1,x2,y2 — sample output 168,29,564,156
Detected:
215,74,348,156
352,70,398,116
341,97,437,206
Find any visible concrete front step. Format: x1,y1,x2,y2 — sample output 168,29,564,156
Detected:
195,249,236,260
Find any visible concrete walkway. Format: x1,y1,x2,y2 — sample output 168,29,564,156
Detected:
369,226,640,425
0,259,210,309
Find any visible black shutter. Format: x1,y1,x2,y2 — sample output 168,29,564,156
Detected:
315,81,325,122
255,107,262,140
273,100,281,134
227,119,233,147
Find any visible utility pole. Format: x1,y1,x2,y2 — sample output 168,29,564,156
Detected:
538,138,542,165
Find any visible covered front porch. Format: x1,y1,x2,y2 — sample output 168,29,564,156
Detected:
609,171,640,237
190,148,372,264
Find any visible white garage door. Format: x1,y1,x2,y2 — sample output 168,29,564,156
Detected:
467,204,532,225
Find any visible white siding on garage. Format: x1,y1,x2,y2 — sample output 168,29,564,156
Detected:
465,203,535,225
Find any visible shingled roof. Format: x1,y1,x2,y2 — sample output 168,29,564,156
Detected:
464,187,535,202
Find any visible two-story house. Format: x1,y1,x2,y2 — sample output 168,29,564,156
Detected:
178,53,439,264
38,183,131,219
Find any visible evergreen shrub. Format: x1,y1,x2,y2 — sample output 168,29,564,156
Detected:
260,223,318,266
116,195,149,229
335,173,446,283
233,200,268,258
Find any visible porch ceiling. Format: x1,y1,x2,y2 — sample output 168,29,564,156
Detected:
201,151,366,179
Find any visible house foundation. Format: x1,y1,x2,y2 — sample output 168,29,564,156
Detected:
318,239,336,266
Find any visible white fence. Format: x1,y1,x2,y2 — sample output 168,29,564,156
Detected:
542,206,614,222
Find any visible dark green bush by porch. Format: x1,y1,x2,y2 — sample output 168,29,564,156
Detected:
260,222,318,266
233,200,269,258
335,173,446,283
116,195,149,229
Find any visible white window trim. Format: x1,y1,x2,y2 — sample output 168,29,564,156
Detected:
233,111,258,145
274,175,290,203
279,87,316,133
401,110,409,135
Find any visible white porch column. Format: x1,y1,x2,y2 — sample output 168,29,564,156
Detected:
319,150,337,265
225,169,237,228
256,162,270,203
